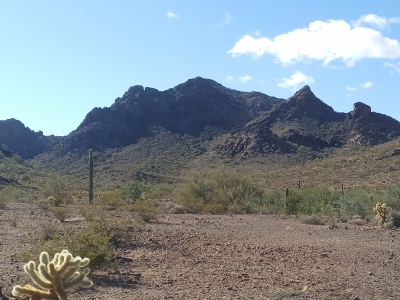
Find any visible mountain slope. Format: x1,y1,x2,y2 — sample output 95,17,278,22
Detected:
216,86,400,157
0,119,60,159
48,77,282,155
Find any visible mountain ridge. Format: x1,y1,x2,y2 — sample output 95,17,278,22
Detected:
1,77,400,181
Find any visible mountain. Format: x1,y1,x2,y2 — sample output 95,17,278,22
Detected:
2,77,399,183
0,119,61,159
217,86,400,157
48,77,282,155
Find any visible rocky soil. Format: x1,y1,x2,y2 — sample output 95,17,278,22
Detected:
1,202,400,299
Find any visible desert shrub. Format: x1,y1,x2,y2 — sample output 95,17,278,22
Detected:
96,191,123,208
0,192,9,209
19,173,31,182
333,190,371,218
178,168,269,214
176,171,217,213
2,186,26,201
39,222,62,241
295,187,340,215
249,189,285,214
391,210,400,227
132,199,158,221
213,168,264,211
50,207,71,222
285,187,369,217
66,214,137,268
43,174,71,205
144,183,175,199
79,205,98,221
285,189,304,214
202,202,226,214
120,181,150,202
66,224,114,269
373,184,400,211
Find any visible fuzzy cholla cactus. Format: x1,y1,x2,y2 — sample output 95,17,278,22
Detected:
374,202,391,226
12,250,93,300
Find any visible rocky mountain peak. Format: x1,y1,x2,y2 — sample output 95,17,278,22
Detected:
291,85,313,99
351,102,371,119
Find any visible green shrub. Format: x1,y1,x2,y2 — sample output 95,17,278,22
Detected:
213,168,264,213
2,186,26,201
0,192,9,209
120,181,150,202
144,183,175,199
66,226,114,269
332,190,371,218
177,168,265,214
79,205,98,221
250,190,285,214
176,171,216,213
96,191,123,208
43,175,71,205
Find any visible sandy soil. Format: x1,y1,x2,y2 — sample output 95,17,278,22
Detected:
1,202,400,300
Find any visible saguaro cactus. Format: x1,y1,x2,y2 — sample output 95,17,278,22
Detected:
12,250,93,300
89,149,93,203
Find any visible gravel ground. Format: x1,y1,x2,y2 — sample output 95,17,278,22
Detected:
1,202,400,299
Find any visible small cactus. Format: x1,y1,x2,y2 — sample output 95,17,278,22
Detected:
374,202,391,226
12,250,93,300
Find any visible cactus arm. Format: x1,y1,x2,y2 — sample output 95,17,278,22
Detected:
24,261,53,290
61,266,80,282
48,263,68,300
40,251,50,266
38,263,53,282
63,267,93,289
12,284,55,299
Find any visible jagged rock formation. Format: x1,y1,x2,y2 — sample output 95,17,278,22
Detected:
49,77,282,155
217,85,400,156
0,119,60,159
3,78,400,164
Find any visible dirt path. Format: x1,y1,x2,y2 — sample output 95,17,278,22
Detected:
1,203,400,299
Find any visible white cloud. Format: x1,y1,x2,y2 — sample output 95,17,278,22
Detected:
354,14,400,30
223,12,232,25
224,76,234,82
277,71,315,90
361,81,373,88
239,75,253,83
347,86,357,91
167,11,179,19
346,81,373,92
384,61,400,73
228,15,400,67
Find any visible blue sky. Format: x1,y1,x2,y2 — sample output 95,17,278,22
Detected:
1,1,400,136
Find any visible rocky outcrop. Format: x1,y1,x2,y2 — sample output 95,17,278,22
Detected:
351,102,371,119
216,85,400,157
0,119,60,159
7,78,400,162
50,77,283,155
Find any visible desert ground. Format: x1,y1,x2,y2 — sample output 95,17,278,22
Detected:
1,201,400,300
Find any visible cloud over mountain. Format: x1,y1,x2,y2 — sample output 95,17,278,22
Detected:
228,14,400,67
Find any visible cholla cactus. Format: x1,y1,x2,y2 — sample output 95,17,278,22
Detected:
12,250,93,300
374,202,391,226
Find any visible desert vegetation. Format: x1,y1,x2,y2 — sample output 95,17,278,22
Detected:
1,136,400,298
